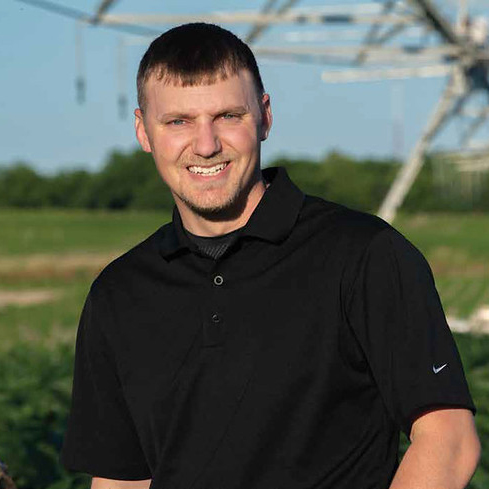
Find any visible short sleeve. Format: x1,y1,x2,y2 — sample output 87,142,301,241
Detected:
60,284,151,480
346,228,475,436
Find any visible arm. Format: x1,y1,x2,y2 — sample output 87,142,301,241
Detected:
389,408,480,489
61,288,151,482
91,478,152,489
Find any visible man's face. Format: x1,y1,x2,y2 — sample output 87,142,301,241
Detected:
135,69,272,221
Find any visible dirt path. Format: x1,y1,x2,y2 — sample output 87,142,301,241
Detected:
0,251,123,280
0,289,60,308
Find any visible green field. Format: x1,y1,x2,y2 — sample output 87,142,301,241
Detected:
0,209,170,352
0,209,488,488
395,214,489,319
0,208,171,256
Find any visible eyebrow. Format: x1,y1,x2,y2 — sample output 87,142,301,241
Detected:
159,105,249,121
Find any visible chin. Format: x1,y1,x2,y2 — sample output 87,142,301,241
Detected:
187,199,234,217
182,191,245,220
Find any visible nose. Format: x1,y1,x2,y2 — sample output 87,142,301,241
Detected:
192,121,222,157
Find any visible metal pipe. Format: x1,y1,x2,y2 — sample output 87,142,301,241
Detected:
100,12,417,26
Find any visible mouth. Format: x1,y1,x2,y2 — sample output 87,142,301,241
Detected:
187,161,230,176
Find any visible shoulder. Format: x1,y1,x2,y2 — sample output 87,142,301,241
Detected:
299,194,393,248
90,222,170,296
297,195,431,288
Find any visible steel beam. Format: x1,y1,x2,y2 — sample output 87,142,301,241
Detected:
407,0,461,45
15,0,160,35
100,12,417,26
284,26,428,43
245,0,287,44
460,106,489,147
16,0,91,22
255,44,460,66
377,72,467,223
356,0,396,64
259,44,459,57
92,0,119,24
322,64,452,82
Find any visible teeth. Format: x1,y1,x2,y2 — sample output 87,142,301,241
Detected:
188,162,228,175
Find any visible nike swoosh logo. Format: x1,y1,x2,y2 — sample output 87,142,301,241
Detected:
433,363,448,374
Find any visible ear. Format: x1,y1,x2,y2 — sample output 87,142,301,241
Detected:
134,108,152,153
260,93,273,141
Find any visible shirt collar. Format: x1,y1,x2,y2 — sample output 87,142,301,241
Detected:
158,167,304,258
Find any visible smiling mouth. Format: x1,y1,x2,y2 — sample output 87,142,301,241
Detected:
187,162,229,176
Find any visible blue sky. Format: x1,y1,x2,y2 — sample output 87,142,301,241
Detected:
1,0,487,174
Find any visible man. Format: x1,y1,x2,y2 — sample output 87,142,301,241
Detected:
61,23,480,489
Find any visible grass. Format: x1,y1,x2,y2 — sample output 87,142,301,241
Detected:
0,208,170,255
395,213,489,319
0,276,89,351
395,213,489,260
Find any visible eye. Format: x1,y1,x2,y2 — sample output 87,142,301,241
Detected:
168,119,185,126
221,113,240,120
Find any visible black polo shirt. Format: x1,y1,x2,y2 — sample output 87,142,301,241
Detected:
61,167,474,489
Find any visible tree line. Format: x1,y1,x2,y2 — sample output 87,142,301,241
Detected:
1,148,489,213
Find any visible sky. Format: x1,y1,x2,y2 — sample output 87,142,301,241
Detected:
1,0,488,174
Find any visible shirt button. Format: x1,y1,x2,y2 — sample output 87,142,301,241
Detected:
212,313,220,323
213,274,224,286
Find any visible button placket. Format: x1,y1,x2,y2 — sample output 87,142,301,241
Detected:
202,267,226,347
203,262,226,346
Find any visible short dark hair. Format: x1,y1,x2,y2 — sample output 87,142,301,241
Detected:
137,23,265,110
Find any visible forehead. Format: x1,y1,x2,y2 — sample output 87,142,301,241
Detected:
143,69,259,115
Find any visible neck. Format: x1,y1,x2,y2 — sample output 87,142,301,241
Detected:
177,179,267,237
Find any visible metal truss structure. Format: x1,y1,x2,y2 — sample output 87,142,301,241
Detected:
17,0,489,222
